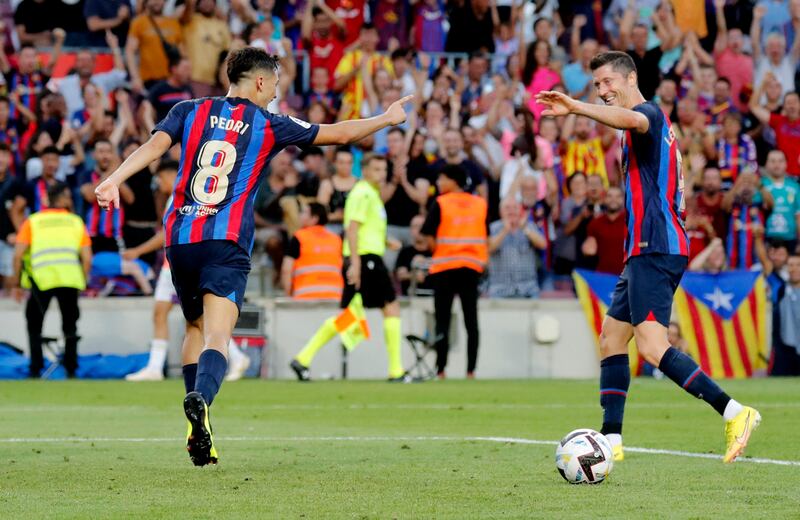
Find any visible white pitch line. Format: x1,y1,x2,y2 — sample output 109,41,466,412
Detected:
0,435,797,467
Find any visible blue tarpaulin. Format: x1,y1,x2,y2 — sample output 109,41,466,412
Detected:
0,343,149,379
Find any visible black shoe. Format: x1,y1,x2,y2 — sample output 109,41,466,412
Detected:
387,373,413,383
183,391,218,466
289,359,311,381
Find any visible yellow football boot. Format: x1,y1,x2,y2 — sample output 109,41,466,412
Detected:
723,406,761,463
183,391,219,466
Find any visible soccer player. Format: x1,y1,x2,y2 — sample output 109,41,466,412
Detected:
95,47,412,466
536,51,760,464
290,153,409,382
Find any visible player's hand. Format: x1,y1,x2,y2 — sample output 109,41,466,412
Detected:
385,95,414,125
535,91,577,117
346,260,361,289
95,179,120,211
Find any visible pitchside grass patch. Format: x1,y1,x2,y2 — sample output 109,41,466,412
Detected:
1,379,798,518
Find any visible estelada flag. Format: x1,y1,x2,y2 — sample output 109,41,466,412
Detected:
334,293,371,351
674,271,768,378
572,269,645,375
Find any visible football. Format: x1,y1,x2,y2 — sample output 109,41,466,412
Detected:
555,429,614,484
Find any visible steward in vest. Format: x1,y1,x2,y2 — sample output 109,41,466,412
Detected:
421,164,488,379
12,182,92,378
281,202,344,301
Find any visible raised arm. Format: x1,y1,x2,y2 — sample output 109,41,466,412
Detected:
713,0,728,54
751,5,765,62
748,75,774,125
95,132,173,209
314,95,413,146
536,90,649,133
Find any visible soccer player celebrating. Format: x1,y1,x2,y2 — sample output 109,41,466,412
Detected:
536,52,760,464
94,47,412,466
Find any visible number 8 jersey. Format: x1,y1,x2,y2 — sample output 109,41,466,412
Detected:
154,96,319,254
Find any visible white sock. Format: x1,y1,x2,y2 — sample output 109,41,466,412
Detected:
723,399,744,421
605,433,622,447
228,339,245,364
147,339,169,371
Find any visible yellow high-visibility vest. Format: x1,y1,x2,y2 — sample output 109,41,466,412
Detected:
24,210,86,291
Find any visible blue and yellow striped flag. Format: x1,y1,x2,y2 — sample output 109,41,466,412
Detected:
674,272,768,378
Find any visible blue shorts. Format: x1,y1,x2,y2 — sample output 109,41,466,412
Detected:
606,253,687,327
166,240,250,322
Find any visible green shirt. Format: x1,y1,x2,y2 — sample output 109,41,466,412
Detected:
343,180,387,257
762,176,800,241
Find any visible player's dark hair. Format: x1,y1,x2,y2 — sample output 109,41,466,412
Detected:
306,202,328,226
47,181,70,205
41,146,60,157
767,240,790,252
589,51,637,76
0,142,11,153
440,164,468,188
157,159,180,174
361,152,387,169
226,47,280,85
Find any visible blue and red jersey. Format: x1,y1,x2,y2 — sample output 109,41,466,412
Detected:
621,101,689,260
86,171,124,239
154,97,320,254
727,202,764,270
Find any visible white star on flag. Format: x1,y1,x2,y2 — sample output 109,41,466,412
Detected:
703,287,734,311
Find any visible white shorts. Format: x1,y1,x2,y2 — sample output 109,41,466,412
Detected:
154,267,178,303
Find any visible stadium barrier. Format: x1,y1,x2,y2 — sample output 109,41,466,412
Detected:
0,297,601,379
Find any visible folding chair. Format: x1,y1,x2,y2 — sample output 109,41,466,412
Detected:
404,333,438,381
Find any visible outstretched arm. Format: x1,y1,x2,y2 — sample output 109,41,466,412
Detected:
535,90,649,133
95,132,173,209
314,95,413,145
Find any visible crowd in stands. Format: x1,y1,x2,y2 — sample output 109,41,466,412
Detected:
0,0,798,301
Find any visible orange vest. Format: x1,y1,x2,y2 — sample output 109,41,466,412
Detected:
292,226,344,300
430,192,488,275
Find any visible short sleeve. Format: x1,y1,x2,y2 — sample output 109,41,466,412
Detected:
152,100,193,145
272,114,320,148
420,201,441,236
285,236,301,258
16,219,31,245
346,189,371,224
80,227,92,247
632,102,661,138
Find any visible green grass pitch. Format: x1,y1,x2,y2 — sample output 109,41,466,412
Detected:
1,378,799,519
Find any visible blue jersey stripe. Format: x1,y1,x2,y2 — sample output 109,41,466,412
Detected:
175,105,200,245
657,122,679,254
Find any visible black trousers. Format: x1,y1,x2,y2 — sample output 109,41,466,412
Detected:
26,284,80,377
431,268,481,374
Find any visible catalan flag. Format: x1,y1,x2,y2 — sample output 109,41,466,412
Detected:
572,269,645,375
334,293,371,351
674,271,768,378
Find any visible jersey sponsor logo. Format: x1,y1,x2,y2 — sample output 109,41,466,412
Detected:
178,204,219,217
209,115,250,135
289,116,312,129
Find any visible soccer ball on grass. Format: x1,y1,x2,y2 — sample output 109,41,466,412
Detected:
554,429,613,484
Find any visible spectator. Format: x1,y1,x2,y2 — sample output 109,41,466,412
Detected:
13,146,67,223
411,0,446,53
180,0,232,98
334,23,393,120
461,52,491,116
751,7,799,97
499,135,547,202
689,237,728,274
674,96,706,157
581,186,626,276
0,143,18,287
487,196,545,298
13,0,61,46
761,150,800,250
0,96,26,177
711,0,753,111
79,140,132,253
553,171,588,275
84,0,132,48
56,33,128,118
770,252,800,376
446,0,496,54
522,39,561,120
656,77,679,123
722,172,773,270
620,6,680,100
317,147,356,231
231,0,284,39
0,40,64,122
764,240,791,302
492,21,519,76
326,0,366,46
25,113,85,182
716,111,758,189
383,128,430,248
564,17,598,100
301,3,346,90
394,214,433,296
143,56,194,131
750,90,800,177
685,167,727,260
705,77,736,127
126,0,183,92
373,0,408,50
560,114,612,186
430,128,487,197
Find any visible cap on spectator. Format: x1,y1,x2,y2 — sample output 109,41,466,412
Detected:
440,164,468,188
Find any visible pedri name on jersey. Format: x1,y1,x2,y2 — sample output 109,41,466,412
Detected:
208,115,250,135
